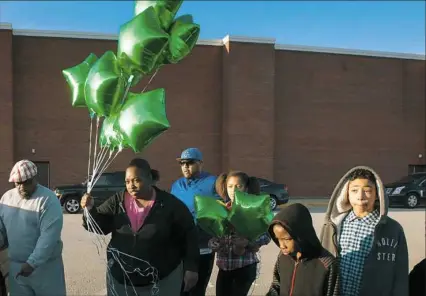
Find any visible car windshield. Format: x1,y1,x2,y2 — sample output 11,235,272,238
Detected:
397,174,425,184
82,175,97,185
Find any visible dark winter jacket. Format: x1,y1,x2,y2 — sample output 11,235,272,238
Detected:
409,258,425,296
320,166,409,296
266,203,339,296
82,187,199,287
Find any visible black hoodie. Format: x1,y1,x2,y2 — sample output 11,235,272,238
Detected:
266,203,340,296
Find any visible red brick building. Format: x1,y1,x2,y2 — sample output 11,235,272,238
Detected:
1,23,425,196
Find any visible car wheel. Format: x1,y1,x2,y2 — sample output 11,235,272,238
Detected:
64,197,81,214
270,196,278,211
405,194,419,208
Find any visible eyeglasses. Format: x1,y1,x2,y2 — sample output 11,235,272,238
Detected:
180,160,196,166
15,179,33,186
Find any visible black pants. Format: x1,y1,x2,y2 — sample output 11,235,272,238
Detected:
181,253,215,296
216,263,257,296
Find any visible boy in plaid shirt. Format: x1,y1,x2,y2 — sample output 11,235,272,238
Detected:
209,171,271,296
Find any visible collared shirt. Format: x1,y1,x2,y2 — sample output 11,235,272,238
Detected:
215,233,271,271
339,209,380,296
124,190,156,233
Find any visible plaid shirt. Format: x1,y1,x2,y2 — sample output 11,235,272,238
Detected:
339,209,380,296
214,233,271,271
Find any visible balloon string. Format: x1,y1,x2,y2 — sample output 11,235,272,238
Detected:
120,75,135,106
88,149,122,192
84,207,159,295
87,116,93,182
89,117,101,191
92,147,108,178
141,69,159,93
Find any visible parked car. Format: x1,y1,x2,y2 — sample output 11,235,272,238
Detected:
257,178,290,210
55,172,289,213
385,173,426,208
54,171,125,214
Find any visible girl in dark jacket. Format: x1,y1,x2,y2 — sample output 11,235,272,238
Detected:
267,203,339,296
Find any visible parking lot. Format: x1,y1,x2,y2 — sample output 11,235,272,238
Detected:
61,206,425,296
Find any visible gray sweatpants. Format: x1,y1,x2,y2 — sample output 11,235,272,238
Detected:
107,263,183,296
8,257,66,296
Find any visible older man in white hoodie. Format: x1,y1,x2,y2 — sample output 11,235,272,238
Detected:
0,160,65,295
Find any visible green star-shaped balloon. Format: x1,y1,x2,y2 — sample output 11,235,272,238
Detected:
166,14,200,64
116,88,170,153
99,116,126,151
84,51,126,117
195,195,229,238
228,190,273,241
62,53,98,107
135,0,183,30
118,6,169,76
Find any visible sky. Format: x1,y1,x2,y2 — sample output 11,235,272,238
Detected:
0,1,425,54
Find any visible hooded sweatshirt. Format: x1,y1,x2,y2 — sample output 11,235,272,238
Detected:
320,166,409,296
267,203,339,296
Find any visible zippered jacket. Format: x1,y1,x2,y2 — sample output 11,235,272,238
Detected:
171,172,218,250
82,187,199,287
267,203,340,296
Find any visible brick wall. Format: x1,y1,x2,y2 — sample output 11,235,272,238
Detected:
1,27,425,196
0,29,14,192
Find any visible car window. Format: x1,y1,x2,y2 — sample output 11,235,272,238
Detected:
95,175,109,186
108,173,125,186
257,178,272,186
397,174,426,184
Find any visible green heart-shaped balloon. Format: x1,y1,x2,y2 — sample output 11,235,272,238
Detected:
62,53,98,107
135,0,183,30
84,51,126,117
166,14,200,64
118,6,169,76
117,89,170,153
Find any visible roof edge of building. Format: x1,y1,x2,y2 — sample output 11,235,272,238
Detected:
1,22,425,60
275,43,425,61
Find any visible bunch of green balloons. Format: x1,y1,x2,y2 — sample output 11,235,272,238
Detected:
62,0,200,152
195,191,274,241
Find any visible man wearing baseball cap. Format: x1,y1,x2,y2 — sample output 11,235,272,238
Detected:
171,148,218,296
0,160,65,295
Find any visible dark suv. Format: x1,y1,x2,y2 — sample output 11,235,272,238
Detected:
54,171,125,214
385,173,426,208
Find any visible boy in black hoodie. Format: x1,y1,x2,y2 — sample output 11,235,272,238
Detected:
267,203,339,296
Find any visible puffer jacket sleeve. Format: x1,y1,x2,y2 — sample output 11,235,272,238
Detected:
266,254,281,296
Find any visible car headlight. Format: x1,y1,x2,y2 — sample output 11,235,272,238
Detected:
392,186,405,195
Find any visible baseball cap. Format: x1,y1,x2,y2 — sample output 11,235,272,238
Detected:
177,148,203,162
9,160,38,183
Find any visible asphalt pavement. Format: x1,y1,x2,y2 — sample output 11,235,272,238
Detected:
61,205,425,296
